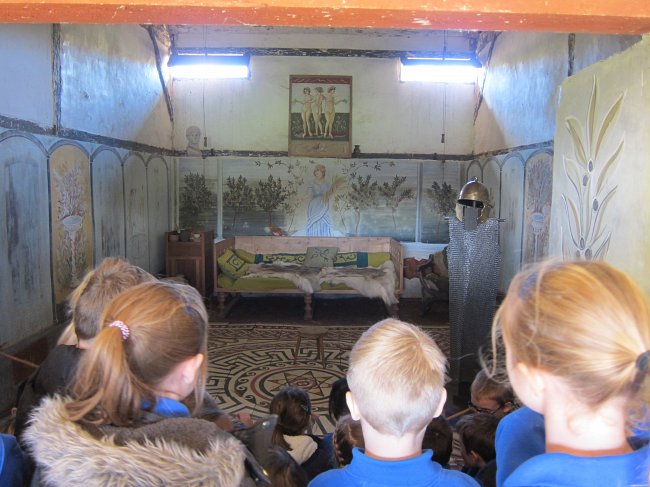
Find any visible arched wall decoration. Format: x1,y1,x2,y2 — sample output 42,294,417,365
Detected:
499,153,525,290
522,150,553,264
124,153,150,271
91,147,126,261
147,155,172,274
49,143,93,304
0,132,52,345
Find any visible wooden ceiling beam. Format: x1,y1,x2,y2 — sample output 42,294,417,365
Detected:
0,0,649,34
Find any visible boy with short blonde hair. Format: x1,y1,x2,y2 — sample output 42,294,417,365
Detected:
309,319,478,487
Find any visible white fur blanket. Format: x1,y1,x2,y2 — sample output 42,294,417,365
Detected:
243,263,321,293
243,261,398,305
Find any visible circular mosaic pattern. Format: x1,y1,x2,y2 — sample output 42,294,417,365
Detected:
206,323,449,435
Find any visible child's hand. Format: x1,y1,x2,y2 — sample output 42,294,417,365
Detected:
235,411,254,427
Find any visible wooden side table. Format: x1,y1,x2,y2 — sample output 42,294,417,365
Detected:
293,326,328,367
165,230,214,297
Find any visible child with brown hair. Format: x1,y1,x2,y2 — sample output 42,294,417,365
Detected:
23,281,246,486
265,444,309,487
271,386,331,480
494,259,650,486
322,377,350,466
469,370,516,418
422,416,454,467
457,413,500,487
13,257,155,444
333,414,364,467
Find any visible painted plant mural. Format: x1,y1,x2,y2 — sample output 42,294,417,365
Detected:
179,172,217,230
186,156,458,242
220,158,420,240
426,181,457,238
52,163,88,292
562,77,624,260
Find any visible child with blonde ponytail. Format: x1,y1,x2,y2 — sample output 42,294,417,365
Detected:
24,281,246,487
493,259,650,486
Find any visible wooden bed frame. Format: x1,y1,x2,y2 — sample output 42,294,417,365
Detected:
213,236,404,320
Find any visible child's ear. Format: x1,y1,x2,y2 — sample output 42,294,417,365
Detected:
181,353,204,384
469,450,485,467
513,362,546,412
346,391,362,421
433,387,447,418
502,401,515,414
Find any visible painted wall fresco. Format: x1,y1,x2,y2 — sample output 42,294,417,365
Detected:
462,145,554,291
523,151,553,263
50,143,93,303
288,76,352,158
420,162,463,243
178,157,219,232
147,156,172,276
0,128,172,345
218,158,428,241
560,77,623,260
178,157,480,244
550,39,650,294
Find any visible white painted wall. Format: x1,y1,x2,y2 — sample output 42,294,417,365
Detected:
474,32,641,153
0,25,54,127
475,33,568,152
60,25,173,147
171,55,476,154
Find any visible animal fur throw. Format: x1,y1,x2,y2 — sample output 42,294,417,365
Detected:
243,263,321,293
319,261,398,305
243,261,398,305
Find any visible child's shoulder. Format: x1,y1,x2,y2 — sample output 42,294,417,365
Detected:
307,466,347,487
438,468,482,487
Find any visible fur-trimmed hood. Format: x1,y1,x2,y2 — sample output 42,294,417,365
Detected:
23,395,246,487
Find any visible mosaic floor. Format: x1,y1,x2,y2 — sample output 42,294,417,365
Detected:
206,323,450,435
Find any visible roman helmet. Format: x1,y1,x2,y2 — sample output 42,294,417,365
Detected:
455,178,492,224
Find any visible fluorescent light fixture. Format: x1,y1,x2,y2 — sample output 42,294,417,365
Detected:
400,55,482,83
168,51,250,79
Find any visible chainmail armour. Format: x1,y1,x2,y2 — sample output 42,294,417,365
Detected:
447,217,501,392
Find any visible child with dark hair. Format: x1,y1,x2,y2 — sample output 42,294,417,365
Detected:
422,416,454,467
333,415,364,467
271,386,331,480
322,377,350,466
328,378,350,421
265,445,309,487
457,413,500,487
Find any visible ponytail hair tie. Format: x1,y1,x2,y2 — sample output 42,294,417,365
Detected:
636,350,650,373
108,320,130,341
631,350,650,390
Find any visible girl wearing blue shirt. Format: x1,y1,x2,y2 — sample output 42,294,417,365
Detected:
493,260,649,487
24,281,246,486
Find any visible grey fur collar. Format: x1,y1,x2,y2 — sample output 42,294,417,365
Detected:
23,395,245,487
